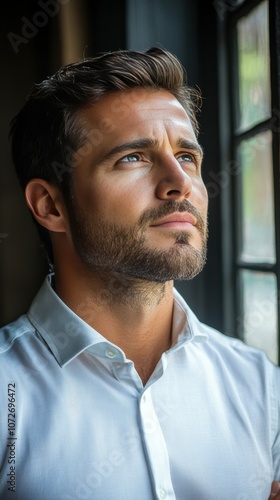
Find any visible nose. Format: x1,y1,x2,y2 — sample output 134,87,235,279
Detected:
155,155,193,201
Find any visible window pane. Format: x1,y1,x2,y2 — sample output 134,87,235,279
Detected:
239,130,276,263
237,1,271,130
240,270,278,364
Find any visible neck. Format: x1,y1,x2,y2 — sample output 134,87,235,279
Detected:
54,266,175,384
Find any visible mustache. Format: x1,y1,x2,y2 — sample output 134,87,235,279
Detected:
139,199,206,232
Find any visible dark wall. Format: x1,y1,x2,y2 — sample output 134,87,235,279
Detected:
87,0,127,54
1,2,56,325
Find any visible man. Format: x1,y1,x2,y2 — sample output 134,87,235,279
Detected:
0,47,279,499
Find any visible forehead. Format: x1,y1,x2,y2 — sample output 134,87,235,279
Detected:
78,89,197,146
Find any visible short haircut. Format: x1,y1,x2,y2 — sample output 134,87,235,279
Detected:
10,47,202,265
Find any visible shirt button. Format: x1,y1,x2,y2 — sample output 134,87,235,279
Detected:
105,348,117,359
159,489,167,498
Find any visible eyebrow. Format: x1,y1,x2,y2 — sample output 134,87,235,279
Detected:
100,137,204,162
177,139,204,159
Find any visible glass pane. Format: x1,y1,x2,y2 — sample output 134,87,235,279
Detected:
241,270,278,364
237,1,271,130
239,130,276,263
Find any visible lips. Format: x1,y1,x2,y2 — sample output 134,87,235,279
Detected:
150,212,197,228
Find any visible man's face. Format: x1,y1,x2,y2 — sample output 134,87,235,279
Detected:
67,88,208,282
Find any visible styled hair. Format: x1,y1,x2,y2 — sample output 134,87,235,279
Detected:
10,47,202,264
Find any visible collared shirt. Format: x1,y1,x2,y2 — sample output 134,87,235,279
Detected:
0,275,280,500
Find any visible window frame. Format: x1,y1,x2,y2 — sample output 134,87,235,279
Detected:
219,0,280,363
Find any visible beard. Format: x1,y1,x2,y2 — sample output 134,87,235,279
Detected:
68,199,208,283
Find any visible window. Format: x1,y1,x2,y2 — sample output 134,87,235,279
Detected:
221,0,280,364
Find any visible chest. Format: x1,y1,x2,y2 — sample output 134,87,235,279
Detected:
0,359,273,500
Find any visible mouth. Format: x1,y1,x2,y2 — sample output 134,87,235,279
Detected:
150,212,197,230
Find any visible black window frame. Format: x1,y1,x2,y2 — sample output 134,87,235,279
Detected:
219,0,280,363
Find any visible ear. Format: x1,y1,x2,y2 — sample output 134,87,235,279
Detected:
25,179,68,233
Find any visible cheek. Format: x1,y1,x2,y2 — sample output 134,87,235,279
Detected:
192,180,208,212
89,182,149,223
111,176,153,209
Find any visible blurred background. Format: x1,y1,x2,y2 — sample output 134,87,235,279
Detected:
1,0,280,364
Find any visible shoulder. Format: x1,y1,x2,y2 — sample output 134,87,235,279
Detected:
192,315,280,405
175,288,280,384
202,320,274,367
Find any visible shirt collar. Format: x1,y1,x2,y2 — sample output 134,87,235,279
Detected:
27,274,120,367
169,288,208,353
27,274,208,367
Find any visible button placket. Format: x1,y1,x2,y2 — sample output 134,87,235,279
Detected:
139,388,176,499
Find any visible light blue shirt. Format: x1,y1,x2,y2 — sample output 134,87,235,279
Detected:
0,274,280,500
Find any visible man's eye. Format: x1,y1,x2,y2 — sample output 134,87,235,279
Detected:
177,153,195,163
119,153,141,163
